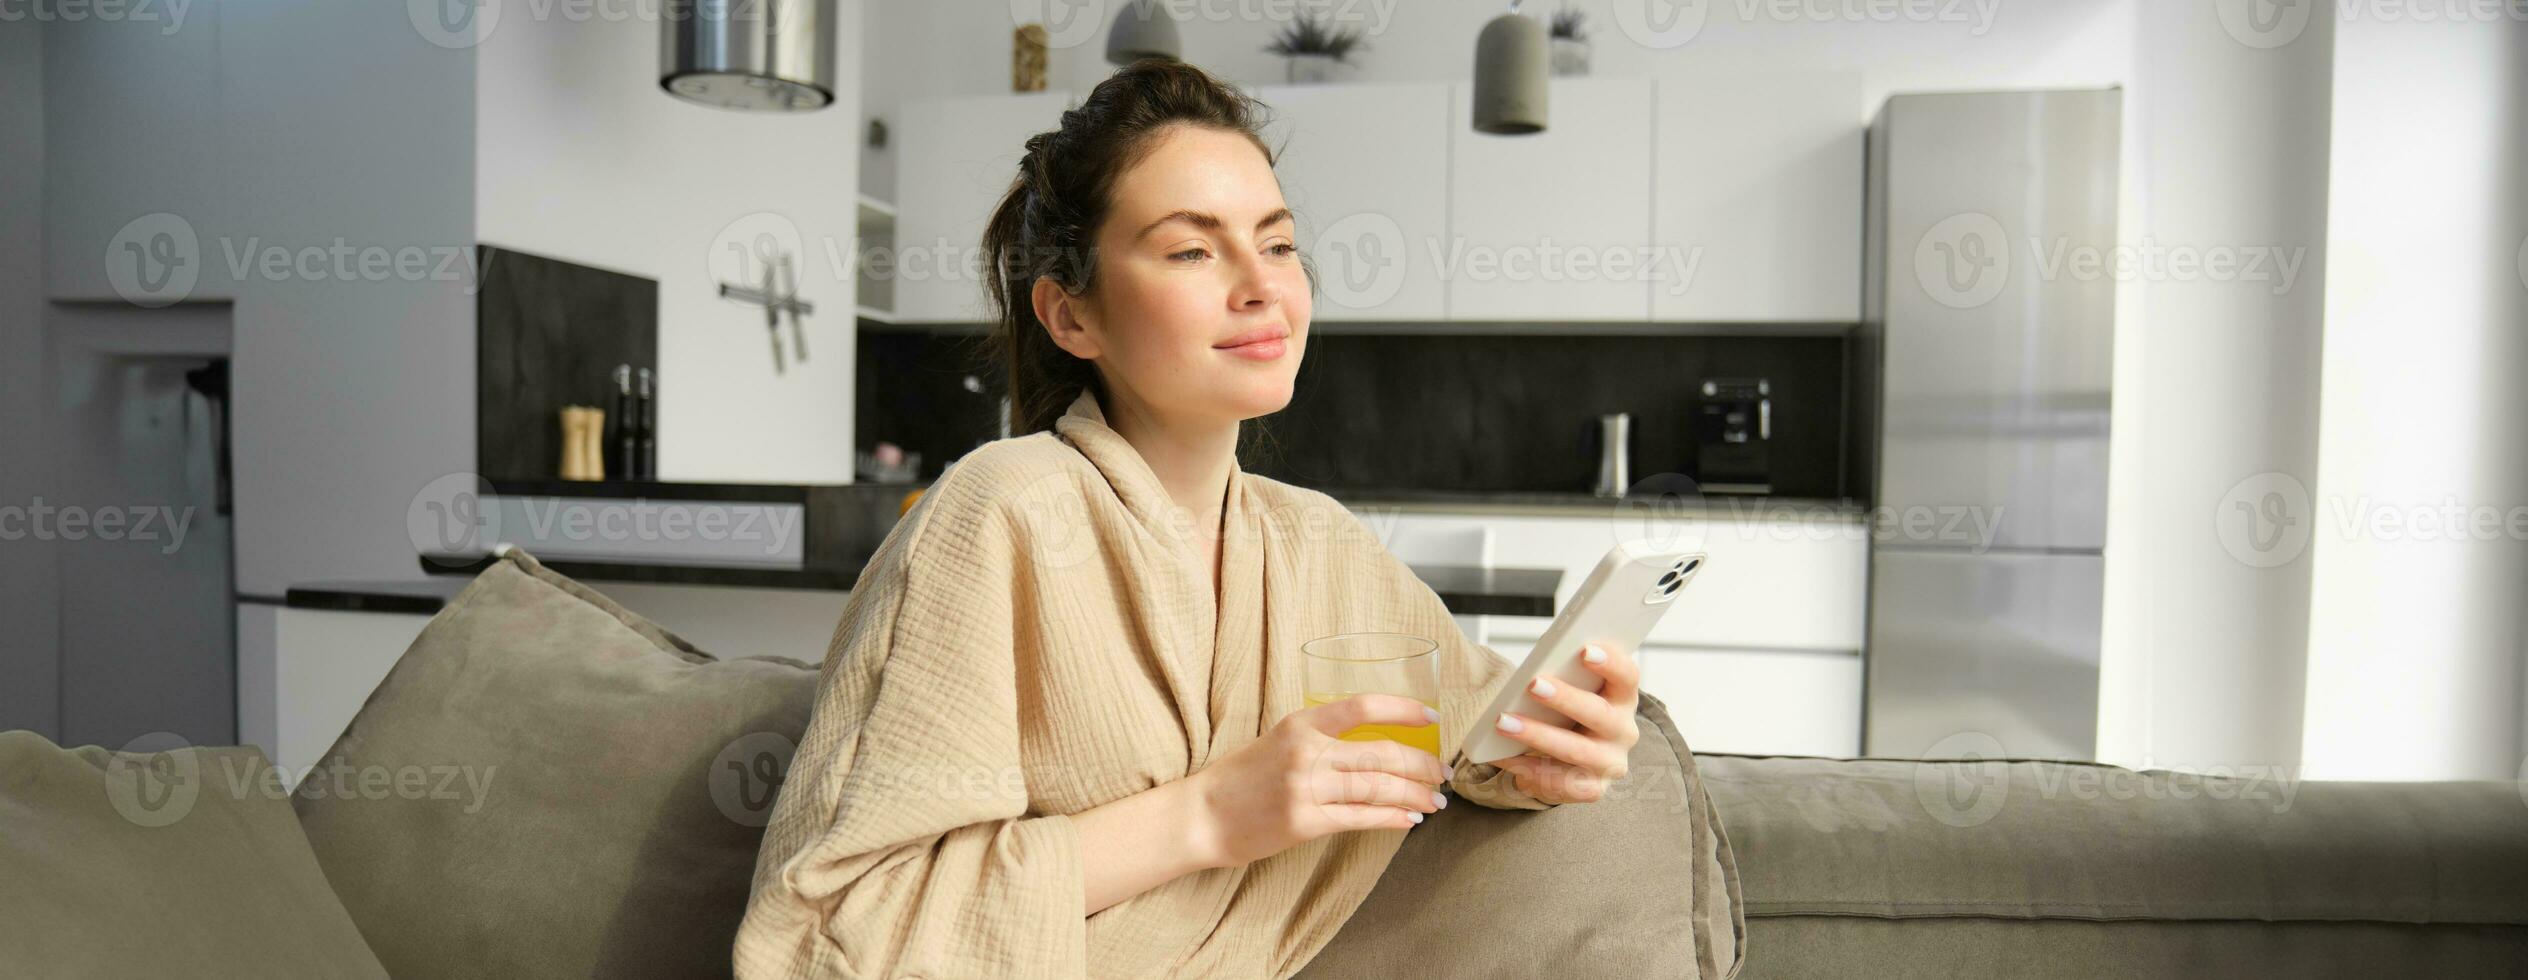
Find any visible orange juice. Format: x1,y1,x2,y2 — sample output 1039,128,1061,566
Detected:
1304,692,1442,758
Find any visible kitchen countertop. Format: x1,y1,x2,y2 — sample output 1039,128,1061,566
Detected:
1315,486,1868,520
484,476,1863,520
281,554,1562,618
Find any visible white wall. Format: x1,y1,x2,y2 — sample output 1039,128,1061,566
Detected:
2095,0,2335,775
476,0,864,484
0,22,58,736
859,0,2133,199
2299,13,2528,781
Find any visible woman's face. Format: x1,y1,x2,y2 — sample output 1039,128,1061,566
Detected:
1044,123,1312,428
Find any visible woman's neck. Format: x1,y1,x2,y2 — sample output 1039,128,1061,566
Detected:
1097,388,1239,545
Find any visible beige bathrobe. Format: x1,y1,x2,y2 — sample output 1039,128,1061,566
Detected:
733,389,1553,979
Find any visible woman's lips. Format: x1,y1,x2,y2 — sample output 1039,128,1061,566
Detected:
1213,326,1291,361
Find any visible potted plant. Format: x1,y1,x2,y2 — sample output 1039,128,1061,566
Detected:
1264,11,1367,84
1550,5,1590,77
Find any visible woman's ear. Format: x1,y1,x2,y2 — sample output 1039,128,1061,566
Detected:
1032,276,1101,360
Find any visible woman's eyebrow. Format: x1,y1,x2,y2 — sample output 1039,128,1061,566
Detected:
1132,207,1296,243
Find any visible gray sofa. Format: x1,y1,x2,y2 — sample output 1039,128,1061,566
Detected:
8,549,2524,978
1703,753,2528,977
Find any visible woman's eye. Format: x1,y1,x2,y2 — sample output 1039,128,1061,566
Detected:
1267,242,1298,257
1169,247,1210,262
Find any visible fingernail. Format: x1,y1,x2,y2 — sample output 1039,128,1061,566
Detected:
1432,791,1448,810
1409,811,1424,824
1583,645,1608,665
1530,677,1556,698
1420,706,1443,725
1496,714,1524,734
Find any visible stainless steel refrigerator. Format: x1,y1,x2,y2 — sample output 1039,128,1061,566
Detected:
1856,90,2122,761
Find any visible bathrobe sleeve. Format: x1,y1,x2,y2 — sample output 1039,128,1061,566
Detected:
733,473,1089,980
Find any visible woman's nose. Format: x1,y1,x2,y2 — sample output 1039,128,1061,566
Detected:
1229,252,1281,309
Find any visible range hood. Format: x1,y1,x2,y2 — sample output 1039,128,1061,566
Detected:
660,0,837,112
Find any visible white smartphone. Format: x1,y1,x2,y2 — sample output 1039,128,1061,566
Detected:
1453,537,1709,769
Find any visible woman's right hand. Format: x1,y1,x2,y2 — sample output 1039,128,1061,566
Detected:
1184,694,1454,869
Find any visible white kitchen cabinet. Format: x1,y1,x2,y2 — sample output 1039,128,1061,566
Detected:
1255,82,1452,321
1401,508,1869,653
891,91,1074,323
1652,72,1864,323
1634,645,1863,757
1446,78,1657,321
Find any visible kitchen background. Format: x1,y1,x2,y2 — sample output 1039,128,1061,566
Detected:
3,2,2523,788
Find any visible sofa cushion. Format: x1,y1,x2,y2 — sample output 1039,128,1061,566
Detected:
0,730,389,978
1697,753,2528,925
1295,692,1745,979
291,548,818,979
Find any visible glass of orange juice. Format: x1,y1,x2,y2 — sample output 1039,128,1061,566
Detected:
1301,632,1443,758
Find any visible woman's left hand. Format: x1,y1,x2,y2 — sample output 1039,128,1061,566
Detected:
1488,642,1640,805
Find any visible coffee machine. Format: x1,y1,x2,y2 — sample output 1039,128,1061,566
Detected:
1693,378,1772,494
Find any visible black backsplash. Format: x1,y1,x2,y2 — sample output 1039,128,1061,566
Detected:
854,327,1851,499
476,245,659,481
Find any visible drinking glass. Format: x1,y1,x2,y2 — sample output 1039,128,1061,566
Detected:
1301,632,1444,758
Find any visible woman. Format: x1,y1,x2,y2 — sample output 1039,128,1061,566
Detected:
734,60,1644,978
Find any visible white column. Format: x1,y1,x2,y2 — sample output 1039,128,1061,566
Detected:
2300,12,2528,782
